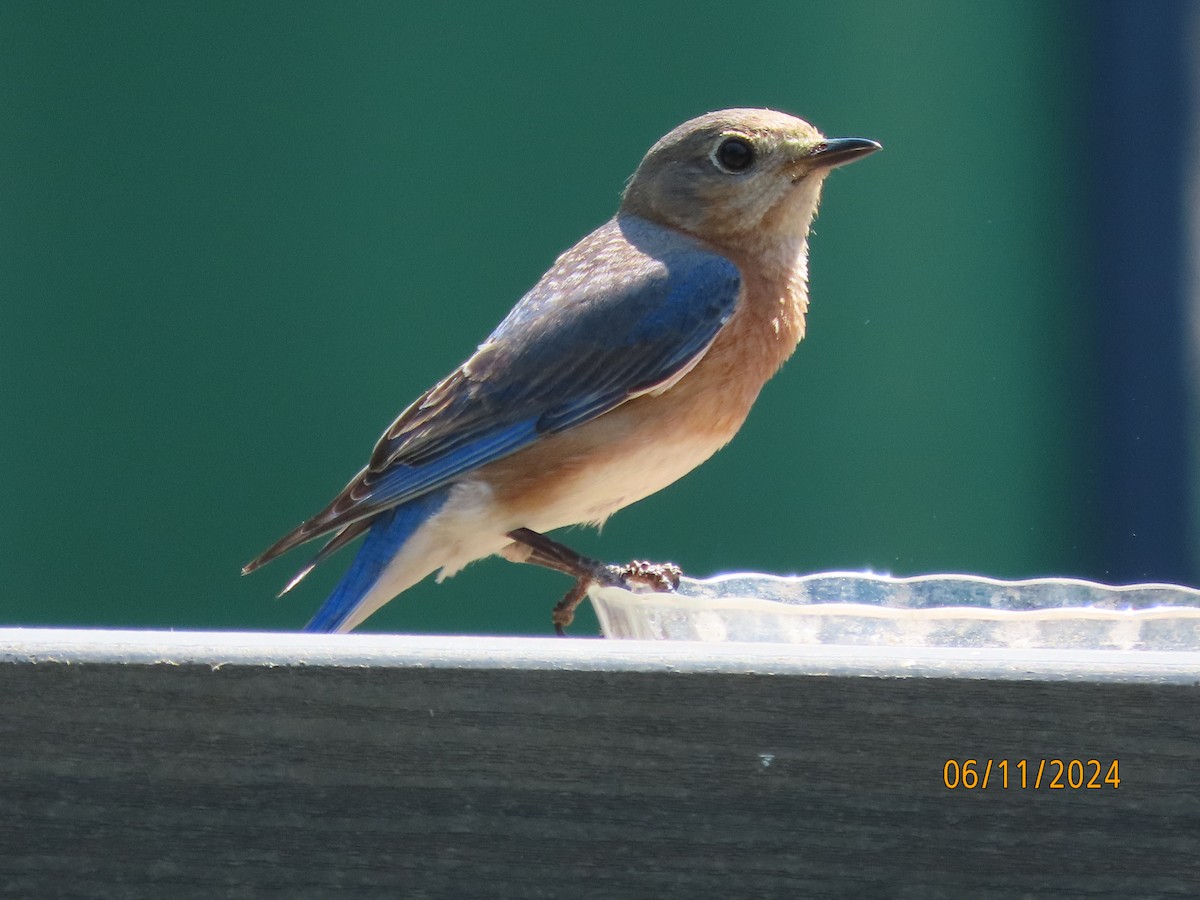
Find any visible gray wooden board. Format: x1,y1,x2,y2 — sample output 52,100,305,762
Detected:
0,630,1197,898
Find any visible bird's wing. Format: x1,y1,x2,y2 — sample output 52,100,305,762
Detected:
244,216,741,573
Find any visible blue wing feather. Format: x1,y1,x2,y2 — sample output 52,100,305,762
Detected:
366,419,539,506
245,213,742,574
303,486,453,632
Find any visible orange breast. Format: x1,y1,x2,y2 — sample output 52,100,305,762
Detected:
477,248,810,531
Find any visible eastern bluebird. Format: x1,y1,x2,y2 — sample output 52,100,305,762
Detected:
244,108,880,634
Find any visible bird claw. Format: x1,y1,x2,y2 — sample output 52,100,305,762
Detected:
551,578,592,636
553,559,682,636
505,525,682,635
608,560,682,593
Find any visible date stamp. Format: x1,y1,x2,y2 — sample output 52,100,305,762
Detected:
943,759,1120,790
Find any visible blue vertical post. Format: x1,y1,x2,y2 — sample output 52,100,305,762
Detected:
1088,1,1194,584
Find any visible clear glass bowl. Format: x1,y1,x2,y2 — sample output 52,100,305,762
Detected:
589,572,1200,650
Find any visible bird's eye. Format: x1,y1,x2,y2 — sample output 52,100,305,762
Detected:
713,137,755,173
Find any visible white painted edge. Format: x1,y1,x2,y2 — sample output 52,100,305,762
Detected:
0,628,1198,683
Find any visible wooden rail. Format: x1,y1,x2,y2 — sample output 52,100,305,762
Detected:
2,629,1196,897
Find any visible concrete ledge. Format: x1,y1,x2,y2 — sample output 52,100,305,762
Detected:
1,629,1197,897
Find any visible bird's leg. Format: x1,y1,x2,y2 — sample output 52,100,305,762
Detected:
504,528,682,636
549,578,592,637
505,528,612,582
504,528,614,635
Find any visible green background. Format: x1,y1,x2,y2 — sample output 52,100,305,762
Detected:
2,2,1114,634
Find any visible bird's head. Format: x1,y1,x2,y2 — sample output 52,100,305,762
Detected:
620,108,879,244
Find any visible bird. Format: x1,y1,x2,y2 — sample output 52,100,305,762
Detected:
243,108,880,634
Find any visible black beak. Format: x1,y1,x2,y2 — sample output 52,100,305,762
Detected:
808,137,882,170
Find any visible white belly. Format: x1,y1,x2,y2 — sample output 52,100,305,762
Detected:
510,431,723,532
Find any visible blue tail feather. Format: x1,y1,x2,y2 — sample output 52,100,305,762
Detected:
303,486,452,633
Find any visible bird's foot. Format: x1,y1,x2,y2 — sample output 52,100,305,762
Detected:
611,559,682,593
550,578,592,636
550,560,682,636
504,528,681,636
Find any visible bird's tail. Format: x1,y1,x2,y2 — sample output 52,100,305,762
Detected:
304,486,452,633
